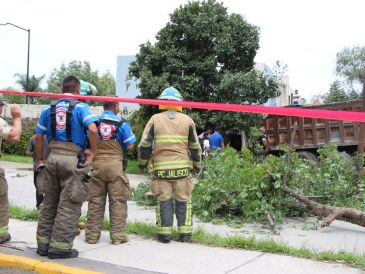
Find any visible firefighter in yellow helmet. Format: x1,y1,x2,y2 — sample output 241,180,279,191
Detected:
138,87,201,243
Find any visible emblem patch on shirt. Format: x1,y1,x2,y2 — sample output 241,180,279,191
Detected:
56,108,67,130
99,123,116,140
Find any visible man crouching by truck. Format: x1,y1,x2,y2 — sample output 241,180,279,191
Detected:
35,75,98,259
85,101,136,245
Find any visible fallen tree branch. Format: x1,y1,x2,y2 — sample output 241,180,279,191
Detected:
265,210,275,228
282,122,365,228
264,210,280,235
282,178,365,228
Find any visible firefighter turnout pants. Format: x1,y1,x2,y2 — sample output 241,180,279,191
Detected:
85,141,131,244
36,142,89,253
151,176,195,241
0,168,9,241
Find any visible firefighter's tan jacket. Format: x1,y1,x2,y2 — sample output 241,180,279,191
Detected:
138,111,201,179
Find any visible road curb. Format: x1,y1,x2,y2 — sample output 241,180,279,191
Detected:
0,252,40,270
0,252,103,274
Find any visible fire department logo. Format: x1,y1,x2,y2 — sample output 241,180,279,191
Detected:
56,108,67,130
99,123,115,140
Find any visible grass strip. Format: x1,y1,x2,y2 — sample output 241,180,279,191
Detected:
1,154,32,164
9,204,365,269
9,204,39,221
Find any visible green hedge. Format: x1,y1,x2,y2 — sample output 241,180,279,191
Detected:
2,118,37,156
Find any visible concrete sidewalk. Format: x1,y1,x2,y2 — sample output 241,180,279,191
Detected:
2,161,365,273
1,219,362,274
5,161,365,254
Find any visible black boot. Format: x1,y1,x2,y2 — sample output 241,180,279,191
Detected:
179,234,191,242
0,233,11,244
36,246,48,256
48,249,79,259
157,234,172,244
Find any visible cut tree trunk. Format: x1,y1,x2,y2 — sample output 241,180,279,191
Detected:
282,175,365,228
282,121,365,229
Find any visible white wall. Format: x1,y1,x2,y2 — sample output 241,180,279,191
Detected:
1,104,104,119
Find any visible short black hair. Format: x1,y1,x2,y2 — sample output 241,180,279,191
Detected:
214,126,220,132
62,76,80,94
103,101,118,110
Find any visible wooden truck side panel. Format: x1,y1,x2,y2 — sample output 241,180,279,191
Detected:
264,100,362,151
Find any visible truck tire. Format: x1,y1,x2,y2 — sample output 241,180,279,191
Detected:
297,151,318,162
339,152,353,164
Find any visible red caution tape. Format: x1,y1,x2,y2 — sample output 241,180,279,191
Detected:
1,89,365,122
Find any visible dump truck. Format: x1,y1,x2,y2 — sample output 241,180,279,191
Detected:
264,99,363,160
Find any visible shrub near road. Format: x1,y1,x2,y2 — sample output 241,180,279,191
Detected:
2,118,36,156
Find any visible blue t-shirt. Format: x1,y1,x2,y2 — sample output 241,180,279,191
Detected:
209,132,224,149
98,110,136,151
35,99,98,149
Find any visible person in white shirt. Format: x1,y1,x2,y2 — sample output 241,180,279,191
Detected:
292,90,300,106
202,132,210,157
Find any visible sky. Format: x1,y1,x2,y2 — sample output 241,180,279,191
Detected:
0,0,364,101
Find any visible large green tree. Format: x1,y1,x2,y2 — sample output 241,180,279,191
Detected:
336,46,365,95
47,60,116,105
129,0,278,132
14,73,45,104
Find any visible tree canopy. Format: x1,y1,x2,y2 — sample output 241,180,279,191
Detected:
9,73,45,104
14,73,45,92
336,46,365,95
129,0,278,132
47,60,116,105
322,80,351,104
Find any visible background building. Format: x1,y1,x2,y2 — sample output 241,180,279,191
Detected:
255,62,293,107
116,55,140,112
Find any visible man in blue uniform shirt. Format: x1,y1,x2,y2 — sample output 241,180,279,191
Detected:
85,101,136,245
35,76,98,259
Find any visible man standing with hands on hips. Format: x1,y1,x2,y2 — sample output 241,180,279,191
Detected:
0,100,22,244
35,76,98,259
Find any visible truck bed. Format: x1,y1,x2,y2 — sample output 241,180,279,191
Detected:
264,99,362,151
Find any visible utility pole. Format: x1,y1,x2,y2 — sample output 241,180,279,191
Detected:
26,27,30,103
0,23,30,103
